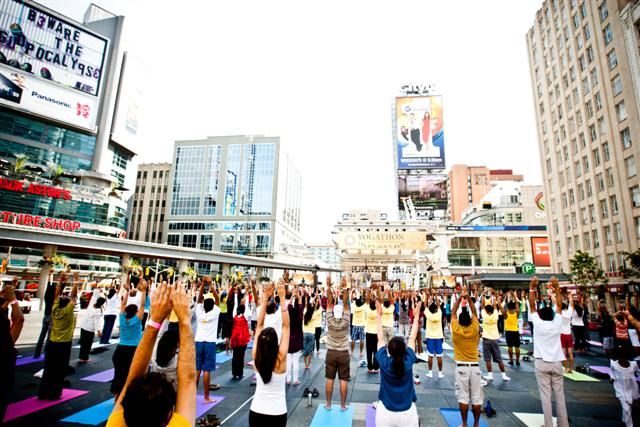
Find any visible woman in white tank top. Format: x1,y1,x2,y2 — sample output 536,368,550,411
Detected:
249,281,291,426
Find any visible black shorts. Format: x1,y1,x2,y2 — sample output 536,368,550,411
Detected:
505,331,520,348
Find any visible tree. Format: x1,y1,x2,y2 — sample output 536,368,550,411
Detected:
47,162,66,184
569,250,607,290
13,154,28,175
622,249,640,278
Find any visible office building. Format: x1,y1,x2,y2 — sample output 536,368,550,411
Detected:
129,163,170,243
527,0,640,273
164,135,304,271
0,1,144,276
447,165,524,223
307,243,341,270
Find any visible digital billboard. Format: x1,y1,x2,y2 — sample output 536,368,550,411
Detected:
396,95,444,169
531,236,551,267
397,174,447,211
0,0,109,97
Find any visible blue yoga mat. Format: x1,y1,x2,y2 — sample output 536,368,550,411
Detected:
439,408,489,427
310,406,354,427
61,398,115,425
216,352,233,364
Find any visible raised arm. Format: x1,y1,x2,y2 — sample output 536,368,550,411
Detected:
528,276,538,314
173,283,197,425
376,300,385,350
408,301,421,352
326,275,334,310
466,288,478,321
2,280,24,344
197,278,205,304
136,279,148,320
252,284,273,361
277,282,290,364
551,277,562,315
69,271,79,304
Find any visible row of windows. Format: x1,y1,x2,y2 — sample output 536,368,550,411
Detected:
167,221,271,231
166,233,271,254
137,169,169,180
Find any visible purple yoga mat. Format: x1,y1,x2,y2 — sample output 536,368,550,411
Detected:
3,389,89,422
590,365,610,375
365,405,376,427
196,394,225,418
15,355,45,366
81,368,115,383
587,340,603,347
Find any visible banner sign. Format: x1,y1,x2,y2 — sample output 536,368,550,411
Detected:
0,0,109,96
1,210,81,231
446,225,547,231
395,95,445,169
531,236,551,267
0,65,98,130
431,275,455,288
335,231,428,251
0,176,71,199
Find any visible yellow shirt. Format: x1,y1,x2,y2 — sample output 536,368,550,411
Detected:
425,309,444,339
303,308,322,333
481,310,500,340
504,311,519,332
451,318,480,362
365,306,378,334
352,304,366,326
106,410,190,427
382,305,395,328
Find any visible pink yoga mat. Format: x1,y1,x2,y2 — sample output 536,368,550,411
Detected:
366,405,376,427
3,389,89,423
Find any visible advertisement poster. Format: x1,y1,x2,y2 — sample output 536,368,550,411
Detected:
334,231,428,251
431,275,455,288
397,174,447,210
0,0,109,96
396,95,445,169
0,65,98,130
531,236,551,267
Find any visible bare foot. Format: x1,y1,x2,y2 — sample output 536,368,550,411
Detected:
340,406,349,411
324,404,331,410
203,397,217,403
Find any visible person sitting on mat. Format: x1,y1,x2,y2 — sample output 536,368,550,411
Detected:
107,281,196,427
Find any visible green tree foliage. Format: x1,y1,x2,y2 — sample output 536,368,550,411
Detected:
569,250,607,287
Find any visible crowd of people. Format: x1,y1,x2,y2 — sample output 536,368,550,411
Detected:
1,269,640,426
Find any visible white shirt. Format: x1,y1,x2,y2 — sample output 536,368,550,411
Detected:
78,305,103,332
263,307,283,344
570,308,584,327
194,304,221,343
530,312,565,362
250,371,287,415
561,308,573,335
104,294,120,316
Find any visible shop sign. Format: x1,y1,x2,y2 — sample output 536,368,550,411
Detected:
335,231,427,250
0,177,71,199
1,211,81,231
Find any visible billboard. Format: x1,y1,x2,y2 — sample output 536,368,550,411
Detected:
397,174,447,211
396,95,444,169
431,275,455,288
0,0,109,97
531,236,551,267
334,231,428,251
0,65,98,130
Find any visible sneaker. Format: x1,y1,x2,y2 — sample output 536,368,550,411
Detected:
480,379,488,387
507,360,514,366
516,360,521,367
426,371,433,378
438,372,445,379
482,374,493,381
501,373,511,381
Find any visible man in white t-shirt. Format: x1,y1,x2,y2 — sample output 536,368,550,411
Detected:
195,278,221,402
528,276,568,427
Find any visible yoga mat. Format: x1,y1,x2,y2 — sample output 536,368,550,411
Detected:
442,342,453,351
310,406,354,427
3,389,89,423
564,371,598,382
587,340,603,347
15,355,45,366
439,408,489,427
61,398,114,425
72,341,115,349
81,368,115,383
246,360,254,366
196,394,225,418
365,405,376,427
216,352,232,364
513,412,556,427
589,365,610,375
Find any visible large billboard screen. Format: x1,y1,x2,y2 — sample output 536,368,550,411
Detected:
397,174,447,211
531,236,551,267
0,0,109,97
396,95,444,169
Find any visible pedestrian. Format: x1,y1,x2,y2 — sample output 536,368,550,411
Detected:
286,285,303,386
425,293,444,379
194,277,221,400
529,276,569,427
373,296,422,427
501,291,521,366
324,276,351,410
33,271,55,358
101,285,120,344
78,291,106,362
106,281,197,427
111,278,147,399
481,290,510,382
451,286,483,427
230,303,251,380
560,292,575,373
249,281,290,426
351,291,366,360
0,279,24,421
303,297,318,369
609,345,640,427
571,295,587,354
38,271,79,400
365,288,380,373
313,291,323,355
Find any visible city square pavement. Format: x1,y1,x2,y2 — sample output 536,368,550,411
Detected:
5,311,638,426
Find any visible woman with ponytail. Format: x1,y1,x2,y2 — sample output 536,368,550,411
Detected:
374,288,421,427
249,281,290,426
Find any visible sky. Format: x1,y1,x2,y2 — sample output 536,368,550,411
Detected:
42,0,544,244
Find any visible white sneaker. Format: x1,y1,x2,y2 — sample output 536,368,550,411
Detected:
438,372,445,379
482,373,494,381
480,379,488,387
426,371,433,378
501,373,511,381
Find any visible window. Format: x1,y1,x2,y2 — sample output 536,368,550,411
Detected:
597,173,605,192
581,207,588,225
587,46,595,63
610,195,619,215
602,142,610,161
583,155,590,172
612,75,623,96
585,100,594,118
627,156,637,178
590,68,598,86
608,49,618,69
578,183,585,200
577,33,584,49
583,232,591,249
599,2,608,21
593,148,601,167
167,234,180,246
615,223,623,242
632,185,640,207
621,127,632,149
586,179,593,197
616,101,627,122
593,230,600,248
605,226,612,245
575,160,582,177
200,234,213,251
636,217,640,239
603,24,613,45
584,23,591,40
606,168,615,187
600,199,608,219
582,77,591,94
182,234,197,248
594,92,602,111
589,204,596,222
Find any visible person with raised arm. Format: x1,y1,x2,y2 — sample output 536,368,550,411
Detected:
249,281,290,426
38,270,79,400
501,291,521,366
324,276,351,411
0,278,24,421
107,281,197,427
560,291,575,373
194,276,222,399
364,286,380,373
425,291,445,379
373,293,421,426
286,283,304,386
481,289,510,382
451,286,483,427
110,276,147,399
529,276,569,427
350,288,366,361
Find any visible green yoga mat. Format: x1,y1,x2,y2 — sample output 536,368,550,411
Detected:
563,371,598,382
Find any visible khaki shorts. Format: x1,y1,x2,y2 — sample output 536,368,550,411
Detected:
325,349,350,380
455,364,483,405
383,327,394,344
